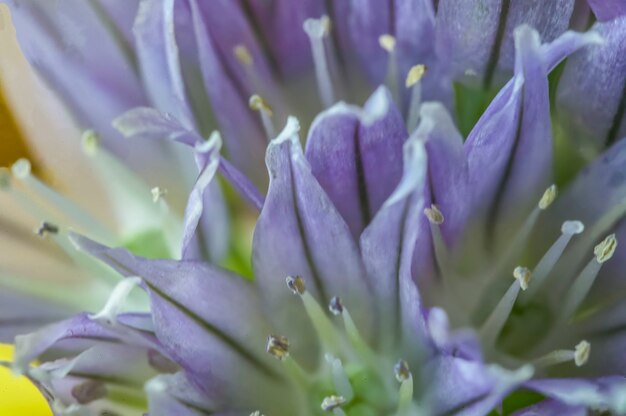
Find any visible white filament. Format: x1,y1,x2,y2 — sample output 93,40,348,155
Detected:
304,17,335,108
521,220,584,304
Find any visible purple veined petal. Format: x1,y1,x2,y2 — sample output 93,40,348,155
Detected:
114,107,230,262
244,0,326,75
587,0,626,21
70,235,289,410
557,16,626,148
464,27,600,223
328,0,392,84
180,133,222,260
12,314,119,374
418,102,469,245
523,377,626,413
435,0,576,85
304,86,405,238
426,357,533,416
512,399,587,416
0,289,69,343
113,107,203,146
360,134,430,350
425,307,482,362
187,0,269,187
496,0,576,71
252,117,375,364
5,1,196,209
133,0,196,129
145,372,215,416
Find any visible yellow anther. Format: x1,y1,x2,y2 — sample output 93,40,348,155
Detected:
513,266,532,291
151,187,168,203
594,233,617,264
405,64,427,88
248,94,273,116
574,340,590,366
378,34,396,52
286,275,306,295
424,204,444,225
81,129,100,156
321,395,346,412
265,335,290,361
538,184,558,210
233,44,253,66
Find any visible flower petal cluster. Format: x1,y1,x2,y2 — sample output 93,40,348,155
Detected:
1,1,625,415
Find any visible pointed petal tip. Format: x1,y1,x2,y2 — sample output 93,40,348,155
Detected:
272,116,301,145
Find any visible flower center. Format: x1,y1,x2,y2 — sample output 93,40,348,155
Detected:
262,276,415,416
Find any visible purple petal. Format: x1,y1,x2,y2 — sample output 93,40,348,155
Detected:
524,377,626,413
5,0,177,173
435,0,576,83
556,17,626,148
113,107,202,146
360,135,430,346
587,0,626,21
245,0,325,75
187,0,268,185
464,27,599,221
428,357,533,416
180,134,223,260
512,399,587,416
304,87,405,238
12,314,118,373
71,235,285,408
418,102,469,244
133,0,195,129
146,372,214,416
0,290,69,342
252,118,375,362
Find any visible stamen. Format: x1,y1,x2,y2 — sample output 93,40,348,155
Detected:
476,185,555,301
424,204,444,225
249,412,264,416
10,158,114,241
321,395,346,412
425,207,459,305
286,276,344,356
233,45,253,67
379,34,399,104
538,184,558,210
533,340,590,368
393,359,410,383
81,129,100,156
328,296,344,315
513,266,532,291
406,64,427,133
304,16,336,108
80,131,181,253
286,275,306,295
480,267,529,347
593,233,618,264
325,354,354,401
89,277,142,324
151,187,168,204
574,340,591,366
559,234,617,322
249,94,276,140
36,221,59,237
521,220,585,304
394,359,414,416
266,335,290,361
